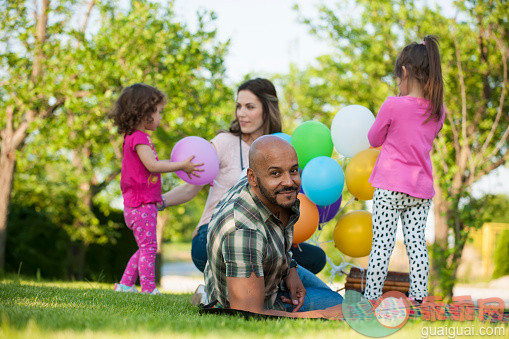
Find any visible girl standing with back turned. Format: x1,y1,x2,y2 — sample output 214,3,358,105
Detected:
364,36,445,302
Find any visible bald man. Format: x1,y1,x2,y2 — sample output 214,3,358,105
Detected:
203,136,343,318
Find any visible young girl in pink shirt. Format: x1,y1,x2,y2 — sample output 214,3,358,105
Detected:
364,36,445,302
109,83,202,294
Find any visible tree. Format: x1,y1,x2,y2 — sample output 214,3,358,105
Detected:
1,0,232,275
429,0,508,298
0,0,86,270
279,0,508,298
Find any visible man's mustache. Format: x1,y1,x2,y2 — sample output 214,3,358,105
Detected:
275,186,299,194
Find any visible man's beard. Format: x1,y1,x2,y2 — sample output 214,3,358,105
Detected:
256,177,298,209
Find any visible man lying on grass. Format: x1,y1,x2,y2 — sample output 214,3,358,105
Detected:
203,135,343,319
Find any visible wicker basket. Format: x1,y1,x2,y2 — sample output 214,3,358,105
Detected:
345,267,410,294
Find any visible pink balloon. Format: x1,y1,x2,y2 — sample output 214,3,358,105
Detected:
170,136,219,185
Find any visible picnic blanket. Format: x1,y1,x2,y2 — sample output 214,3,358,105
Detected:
199,297,509,323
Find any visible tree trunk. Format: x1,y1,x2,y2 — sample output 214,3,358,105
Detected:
430,182,450,295
432,181,450,245
31,0,50,80
67,144,94,280
67,241,87,280
0,0,51,270
0,140,16,269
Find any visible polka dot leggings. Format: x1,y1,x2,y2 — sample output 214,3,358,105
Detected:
120,203,158,293
364,188,431,300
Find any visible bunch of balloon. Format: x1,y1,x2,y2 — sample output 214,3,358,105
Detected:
329,105,379,258
289,121,345,245
331,105,378,201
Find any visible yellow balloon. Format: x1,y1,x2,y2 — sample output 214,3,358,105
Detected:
333,210,373,257
345,148,380,200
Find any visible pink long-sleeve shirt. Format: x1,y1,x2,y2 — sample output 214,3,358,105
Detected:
368,96,445,199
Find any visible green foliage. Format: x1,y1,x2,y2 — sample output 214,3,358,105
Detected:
161,188,210,242
84,205,138,282
2,0,233,277
5,199,136,282
428,243,456,298
493,230,509,279
5,204,69,279
460,194,509,228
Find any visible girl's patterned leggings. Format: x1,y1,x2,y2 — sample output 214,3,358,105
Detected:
364,188,431,300
120,203,158,293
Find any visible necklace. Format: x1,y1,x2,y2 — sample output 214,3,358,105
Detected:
239,135,245,170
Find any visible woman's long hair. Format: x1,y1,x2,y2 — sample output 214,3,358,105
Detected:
228,78,282,136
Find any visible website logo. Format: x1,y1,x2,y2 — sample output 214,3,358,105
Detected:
343,290,410,337
342,290,506,337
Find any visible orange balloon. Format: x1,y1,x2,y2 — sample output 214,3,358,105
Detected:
293,193,319,244
345,148,380,200
333,210,373,257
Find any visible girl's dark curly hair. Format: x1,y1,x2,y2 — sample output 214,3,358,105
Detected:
109,83,166,135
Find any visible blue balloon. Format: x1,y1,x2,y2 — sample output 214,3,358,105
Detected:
272,132,292,144
302,156,344,206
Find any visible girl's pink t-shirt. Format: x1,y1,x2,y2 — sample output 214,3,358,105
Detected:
121,130,162,208
368,96,445,199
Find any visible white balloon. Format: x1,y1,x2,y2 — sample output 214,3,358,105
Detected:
331,105,375,158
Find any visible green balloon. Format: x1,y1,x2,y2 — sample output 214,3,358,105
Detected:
291,121,334,168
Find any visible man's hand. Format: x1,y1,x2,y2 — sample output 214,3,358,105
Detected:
281,267,306,312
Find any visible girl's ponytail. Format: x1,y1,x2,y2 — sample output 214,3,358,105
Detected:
422,35,444,121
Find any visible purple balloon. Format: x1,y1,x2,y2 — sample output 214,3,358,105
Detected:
317,195,342,224
170,136,219,185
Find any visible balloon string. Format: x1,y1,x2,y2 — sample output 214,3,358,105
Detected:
308,227,324,246
337,154,345,166
336,196,355,216
311,196,354,246
326,252,364,286
317,203,332,231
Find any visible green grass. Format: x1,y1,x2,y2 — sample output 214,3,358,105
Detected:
1,277,507,338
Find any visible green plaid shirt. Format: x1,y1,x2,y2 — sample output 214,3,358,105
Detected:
204,176,300,311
